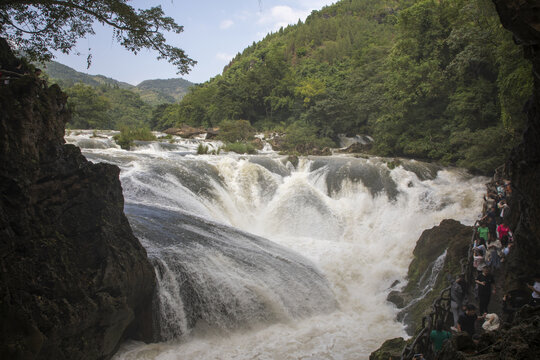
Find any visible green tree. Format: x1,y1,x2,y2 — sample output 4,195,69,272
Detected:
280,121,335,154
217,120,256,143
0,0,195,73
67,84,111,129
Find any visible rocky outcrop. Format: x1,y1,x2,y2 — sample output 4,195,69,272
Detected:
437,305,540,360
337,142,373,154
386,219,472,334
369,337,407,360
164,125,219,139
376,2,540,358
0,40,156,359
491,0,540,295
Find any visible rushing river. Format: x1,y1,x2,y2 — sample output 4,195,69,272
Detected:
66,130,485,360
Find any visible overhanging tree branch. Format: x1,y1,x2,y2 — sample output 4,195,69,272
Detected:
0,0,196,74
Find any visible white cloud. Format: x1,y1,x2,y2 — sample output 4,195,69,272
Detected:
216,52,234,62
297,0,336,10
257,5,310,31
220,19,234,30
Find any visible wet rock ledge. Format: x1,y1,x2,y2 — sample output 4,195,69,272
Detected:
0,39,156,359
387,219,472,334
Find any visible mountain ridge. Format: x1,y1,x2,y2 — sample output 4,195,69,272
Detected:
43,60,194,105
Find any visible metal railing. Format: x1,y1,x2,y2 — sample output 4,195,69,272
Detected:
399,286,452,359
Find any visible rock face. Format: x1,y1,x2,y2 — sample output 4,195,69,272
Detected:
376,2,540,359
386,219,472,333
0,40,156,359
164,125,219,138
492,0,540,293
437,305,540,360
369,337,406,360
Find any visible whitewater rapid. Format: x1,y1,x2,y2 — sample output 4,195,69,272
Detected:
66,131,486,360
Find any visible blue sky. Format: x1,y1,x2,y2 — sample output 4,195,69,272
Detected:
51,0,336,85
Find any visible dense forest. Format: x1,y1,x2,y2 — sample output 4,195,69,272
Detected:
55,0,532,174
43,61,193,129
152,0,531,173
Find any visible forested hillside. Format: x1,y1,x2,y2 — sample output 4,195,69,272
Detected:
137,78,194,102
44,61,133,89
43,61,194,129
154,0,531,174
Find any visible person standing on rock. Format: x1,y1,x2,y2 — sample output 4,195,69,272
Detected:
450,275,465,328
477,221,489,242
484,207,498,239
476,267,495,314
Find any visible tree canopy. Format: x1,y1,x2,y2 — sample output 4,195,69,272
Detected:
150,0,530,174
0,0,195,73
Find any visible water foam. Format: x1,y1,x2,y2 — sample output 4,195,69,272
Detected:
67,133,485,360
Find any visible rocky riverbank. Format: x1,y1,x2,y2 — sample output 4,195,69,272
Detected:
387,220,472,334
371,220,472,360
0,39,156,359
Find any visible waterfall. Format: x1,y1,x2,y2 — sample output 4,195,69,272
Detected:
65,131,486,360
126,204,337,341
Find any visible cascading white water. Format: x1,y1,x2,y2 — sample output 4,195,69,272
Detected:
66,131,486,360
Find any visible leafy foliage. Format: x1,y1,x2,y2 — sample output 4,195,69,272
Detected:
279,121,335,154
0,0,195,73
44,60,193,106
217,120,256,143
113,126,156,150
6,0,530,172
158,0,530,173
66,84,112,129
197,143,209,155
136,78,194,102
66,83,152,129
224,142,256,155
371,0,531,172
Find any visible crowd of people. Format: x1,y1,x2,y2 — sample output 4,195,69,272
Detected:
422,178,540,358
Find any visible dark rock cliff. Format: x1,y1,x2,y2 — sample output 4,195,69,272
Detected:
0,40,156,359
437,305,540,360
373,2,540,359
492,0,540,296
372,219,472,360
388,219,472,333
433,1,540,357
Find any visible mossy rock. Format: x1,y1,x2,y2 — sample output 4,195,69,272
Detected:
395,219,472,333
369,337,407,360
386,159,402,170
287,155,299,168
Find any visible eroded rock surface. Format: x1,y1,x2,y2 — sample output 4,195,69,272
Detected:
0,39,155,360
387,219,471,333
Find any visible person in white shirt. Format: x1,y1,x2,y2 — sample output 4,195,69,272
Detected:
528,275,540,306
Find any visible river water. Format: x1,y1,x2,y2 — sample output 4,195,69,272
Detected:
66,131,486,360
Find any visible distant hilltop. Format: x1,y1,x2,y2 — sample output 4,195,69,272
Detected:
43,61,195,105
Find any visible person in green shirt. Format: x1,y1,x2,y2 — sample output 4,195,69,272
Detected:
430,320,451,353
477,221,489,242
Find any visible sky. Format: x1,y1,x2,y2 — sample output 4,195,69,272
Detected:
51,0,336,85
